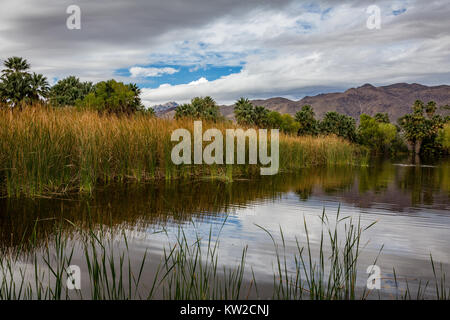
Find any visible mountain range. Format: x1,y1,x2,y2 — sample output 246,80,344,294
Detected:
151,101,179,115
154,83,450,121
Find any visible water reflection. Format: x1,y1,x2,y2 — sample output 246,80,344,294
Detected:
0,159,449,250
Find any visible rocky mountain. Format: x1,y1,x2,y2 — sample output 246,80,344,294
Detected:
151,101,179,115
221,83,450,121
157,83,450,121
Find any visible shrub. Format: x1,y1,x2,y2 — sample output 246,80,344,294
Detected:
49,76,93,107
319,112,357,142
175,96,221,122
76,80,143,114
398,100,445,154
357,114,399,154
295,105,319,136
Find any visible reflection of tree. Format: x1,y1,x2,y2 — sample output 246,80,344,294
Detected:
295,159,450,209
1,160,449,250
0,175,317,249
437,163,450,195
295,187,313,201
396,162,450,207
294,167,355,200
357,160,394,194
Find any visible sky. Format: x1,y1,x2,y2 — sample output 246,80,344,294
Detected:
0,0,449,106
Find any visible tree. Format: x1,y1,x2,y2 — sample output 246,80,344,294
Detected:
425,101,437,117
77,79,142,115
0,72,32,107
49,76,93,106
29,73,50,102
280,113,300,134
267,111,283,129
319,111,357,142
2,56,30,75
233,98,270,127
398,100,445,154
265,110,298,134
253,105,269,127
0,57,49,107
441,124,450,152
374,112,390,124
175,96,221,121
234,97,255,125
357,114,397,153
295,105,318,136
127,83,144,111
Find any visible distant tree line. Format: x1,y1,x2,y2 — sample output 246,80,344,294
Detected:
174,96,222,122
2,57,449,155
175,95,450,155
0,57,154,116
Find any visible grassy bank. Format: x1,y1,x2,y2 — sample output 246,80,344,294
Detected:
0,107,366,197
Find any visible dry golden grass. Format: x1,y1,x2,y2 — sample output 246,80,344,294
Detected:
0,107,366,197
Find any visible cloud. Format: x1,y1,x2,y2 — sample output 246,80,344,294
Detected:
188,77,209,86
1,0,449,106
140,0,450,105
129,67,178,78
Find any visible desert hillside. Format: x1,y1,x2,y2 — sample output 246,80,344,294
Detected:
156,83,450,121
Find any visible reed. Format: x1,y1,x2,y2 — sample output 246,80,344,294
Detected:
0,210,448,300
256,208,381,300
0,107,366,197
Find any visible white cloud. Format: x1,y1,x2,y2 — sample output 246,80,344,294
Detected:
188,77,209,86
140,1,450,105
1,0,449,107
129,67,178,78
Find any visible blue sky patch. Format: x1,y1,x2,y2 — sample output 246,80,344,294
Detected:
393,8,407,16
115,64,243,88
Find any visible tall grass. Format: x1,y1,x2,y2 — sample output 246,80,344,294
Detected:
256,208,380,300
158,223,247,300
0,210,448,300
0,107,366,197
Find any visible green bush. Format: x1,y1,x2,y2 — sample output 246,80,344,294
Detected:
49,76,93,107
76,80,143,114
398,100,445,154
319,111,357,142
234,98,269,127
0,56,49,107
295,105,319,136
357,114,400,154
175,96,221,122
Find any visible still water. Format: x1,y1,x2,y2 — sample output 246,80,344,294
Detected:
1,158,449,298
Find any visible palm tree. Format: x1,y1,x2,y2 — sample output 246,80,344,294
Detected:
234,97,255,125
49,76,94,106
253,105,269,127
2,57,30,75
0,56,48,108
127,83,143,111
175,103,194,119
29,73,49,102
0,72,32,108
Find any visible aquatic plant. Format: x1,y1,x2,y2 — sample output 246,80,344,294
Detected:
0,107,365,197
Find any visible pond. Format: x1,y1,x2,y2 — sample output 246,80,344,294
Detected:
1,158,449,299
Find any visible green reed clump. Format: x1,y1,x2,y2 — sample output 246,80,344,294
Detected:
0,217,248,300
158,223,247,300
0,222,75,300
257,208,379,300
0,210,448,300
0,108,366,198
